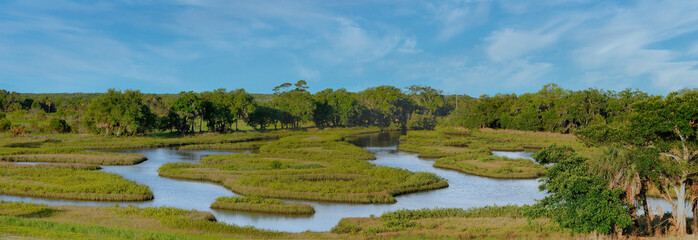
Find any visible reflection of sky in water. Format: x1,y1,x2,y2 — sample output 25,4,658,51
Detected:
491,151,535,161
0,133,678,232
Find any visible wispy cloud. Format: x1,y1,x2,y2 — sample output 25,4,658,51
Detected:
430,0,489,41
569,0,698,91
1,0,697,95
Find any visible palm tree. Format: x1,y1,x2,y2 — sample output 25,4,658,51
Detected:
589,147,652,235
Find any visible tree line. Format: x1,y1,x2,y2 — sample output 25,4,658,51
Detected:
1,83,694,137
443,83,649,133
0,81,452,135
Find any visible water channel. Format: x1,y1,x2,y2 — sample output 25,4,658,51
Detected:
0,132,677,232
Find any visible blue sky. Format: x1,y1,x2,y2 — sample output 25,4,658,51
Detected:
1,0,698,96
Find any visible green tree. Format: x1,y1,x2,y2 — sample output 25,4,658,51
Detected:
358,86,412,127
85,89,156,136
528,145,633,235
170,91,201,133
576,90,698,236
247,105,281,130
230,89,255,131
49,118,71,133
407,85,445,116
272,81,315,128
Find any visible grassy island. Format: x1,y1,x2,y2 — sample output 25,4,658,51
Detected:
0,163,153,201
398,128,595,179
159,128,448,204
211,196,315,215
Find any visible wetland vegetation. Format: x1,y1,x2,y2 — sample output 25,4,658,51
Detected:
211,196,315,215
159,128,448,204
1,84,698,239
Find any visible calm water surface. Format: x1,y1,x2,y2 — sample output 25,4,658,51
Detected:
10,132,675,232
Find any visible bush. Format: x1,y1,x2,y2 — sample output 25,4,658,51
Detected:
0,119,10,132
9,126,24,136
407,113,437,130
49,118,71,133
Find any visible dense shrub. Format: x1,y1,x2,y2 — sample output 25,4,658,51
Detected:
407,113,437,130
48,118,71,133
0,119,11,132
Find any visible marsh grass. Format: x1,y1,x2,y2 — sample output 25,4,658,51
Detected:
211,196,315,215
177,141,267,151
397,128,596,179
159,128,448,204
0,131,280,166
0,201,55,218
0,167,153,201
0,161,101,170
0,131,281,201
331,206,572,239
0,201,287,239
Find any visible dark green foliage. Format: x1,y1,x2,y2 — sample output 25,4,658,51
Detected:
406,113,437,130
0,119,11,132
272,81,315,128
0,90,22,112
247,105,282,130
48,118,71,133
444,84,649,133
527,145,633,234
85,89,157,136
407,85,447,116
357,86,413,127
169,91,202,133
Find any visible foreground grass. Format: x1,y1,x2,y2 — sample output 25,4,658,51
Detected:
0,201,573,240
331,205,575,239
398,128,595,179
159,128,448,204
0,201,291,239
211,196,315,215
0,163,153,201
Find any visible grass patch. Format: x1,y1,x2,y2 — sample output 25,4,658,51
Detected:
331,205,572,239
177,141,267,151
0,166,153,201
0,201,56,218
159,128,448,204
398,128,596,179
0,202,289,239
211,196,315,215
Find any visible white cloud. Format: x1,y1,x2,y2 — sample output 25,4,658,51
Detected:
431,1,489,41
397,39,422,54
486,29,558,61
324,19,401,62
390,52,553,96
0,11,178,92
298,66,320,81
569,0,698,91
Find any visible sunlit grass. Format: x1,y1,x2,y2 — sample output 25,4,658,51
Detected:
211,196,315,215
397,128,597,179
0,166,153,201
159,128,448,204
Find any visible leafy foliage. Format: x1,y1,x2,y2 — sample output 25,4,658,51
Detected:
527,145,633,234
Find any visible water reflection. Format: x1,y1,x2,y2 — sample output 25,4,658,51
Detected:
491,151,535,161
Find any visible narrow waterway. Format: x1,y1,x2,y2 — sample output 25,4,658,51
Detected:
0,132,555,232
